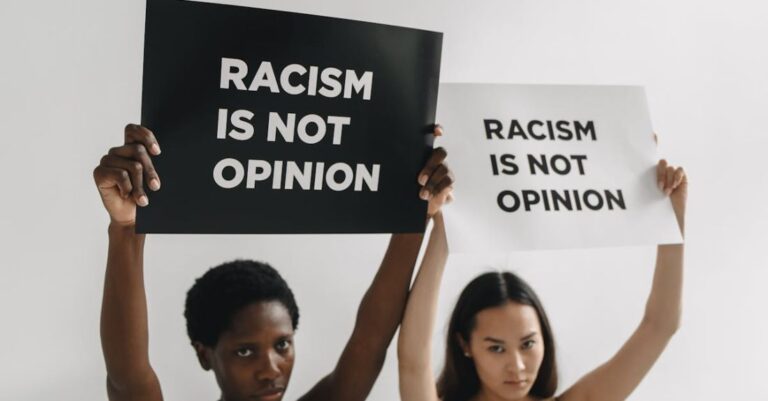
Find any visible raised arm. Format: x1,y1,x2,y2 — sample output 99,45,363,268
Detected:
560,159,687,401
94,124,164,401
299,127,454,401
398,212,448,401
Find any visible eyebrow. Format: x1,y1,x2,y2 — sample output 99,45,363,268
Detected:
483,337,505,344
482,332,538,344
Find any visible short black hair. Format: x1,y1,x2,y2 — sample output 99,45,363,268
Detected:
184,259,299,347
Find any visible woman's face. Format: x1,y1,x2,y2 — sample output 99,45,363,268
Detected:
195,301,296,401
460,301,545,401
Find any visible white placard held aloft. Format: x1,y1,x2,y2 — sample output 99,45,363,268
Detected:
436,83,683,252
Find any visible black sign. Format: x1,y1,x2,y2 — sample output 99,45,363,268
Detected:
136,0,442,234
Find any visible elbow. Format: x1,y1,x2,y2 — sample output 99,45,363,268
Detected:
643,299,682,338
349,336,388,370
397,335,430,372
396,337,412,368
641,312,681,338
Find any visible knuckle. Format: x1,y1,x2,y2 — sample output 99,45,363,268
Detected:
119,170,130,181
132,161,143,173
435,147,448,158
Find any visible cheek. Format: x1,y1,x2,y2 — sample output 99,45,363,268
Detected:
472,352,506,383
210,357,253,396
525,345,545,373
280,352,296,376
219,359,252,385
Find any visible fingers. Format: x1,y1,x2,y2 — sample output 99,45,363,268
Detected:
108,143,161,192
420,165,454,201
418,147,447,186
656,159,668,191
665,166,675,195
673,166,686,188
122,123,162,191
96,125,162,207
93,166,134,199
101,154,153,205
657,159,686,195
125,124,161,155
433,123,443,137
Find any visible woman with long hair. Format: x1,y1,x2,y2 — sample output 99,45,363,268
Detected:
399,159,687,401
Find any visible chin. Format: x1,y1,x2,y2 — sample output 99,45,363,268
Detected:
495,383,532,400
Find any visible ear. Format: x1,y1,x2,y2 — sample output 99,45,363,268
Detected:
192,341,213,371
455,333,472,358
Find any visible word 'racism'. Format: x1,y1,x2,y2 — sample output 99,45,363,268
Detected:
483,119,626,213
213,57,378,192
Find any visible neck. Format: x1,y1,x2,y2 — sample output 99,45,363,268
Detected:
471,387,535,401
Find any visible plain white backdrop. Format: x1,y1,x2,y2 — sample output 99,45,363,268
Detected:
1,0,766,400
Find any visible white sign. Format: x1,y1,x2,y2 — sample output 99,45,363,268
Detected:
436,83,683,252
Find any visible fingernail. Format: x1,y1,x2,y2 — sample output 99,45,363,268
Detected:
418,174,428,186
149,179,161,191
138,196,149,206
151,144,161,155
419,189,429,200
657,181,664,191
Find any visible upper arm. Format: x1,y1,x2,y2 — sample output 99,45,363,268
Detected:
398,363,441,401
558,320,676,401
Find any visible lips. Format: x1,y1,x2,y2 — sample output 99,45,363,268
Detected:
252,387,285,401
503,379,529,387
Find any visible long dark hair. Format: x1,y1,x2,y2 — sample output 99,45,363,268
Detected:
437,271,557,401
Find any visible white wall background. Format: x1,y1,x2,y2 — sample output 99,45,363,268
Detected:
1,0,766,400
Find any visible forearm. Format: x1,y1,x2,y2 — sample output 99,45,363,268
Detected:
643,244,684,334
100,223,152,388
644,212,685,335
398,213,448,370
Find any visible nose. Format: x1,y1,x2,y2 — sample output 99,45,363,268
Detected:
505,350,526,373
255,350,282,381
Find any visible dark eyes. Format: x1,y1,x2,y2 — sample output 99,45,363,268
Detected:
235,348,254,357
234,339,291,358
487,340,536,354
275,339,292,352
488,345,505,353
